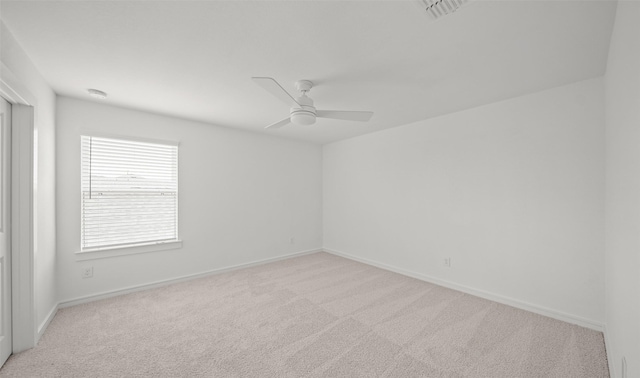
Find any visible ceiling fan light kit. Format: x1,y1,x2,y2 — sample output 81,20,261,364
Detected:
290,110,316,126
252,77,373,129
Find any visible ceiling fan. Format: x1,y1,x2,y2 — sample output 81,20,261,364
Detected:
251,77,374,129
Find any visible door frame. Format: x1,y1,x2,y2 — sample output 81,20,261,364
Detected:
0,62,37,353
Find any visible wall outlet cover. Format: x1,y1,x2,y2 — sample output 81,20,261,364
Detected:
82,266,93,279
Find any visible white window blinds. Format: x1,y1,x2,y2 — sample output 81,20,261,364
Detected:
81,136,178,251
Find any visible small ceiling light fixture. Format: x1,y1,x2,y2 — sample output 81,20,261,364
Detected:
87,89,107,99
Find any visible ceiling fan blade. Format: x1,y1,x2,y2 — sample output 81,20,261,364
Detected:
316,110,374,122
252,77,300,107
265,117,291,129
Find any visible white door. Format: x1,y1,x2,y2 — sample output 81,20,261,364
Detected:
0,98,12,366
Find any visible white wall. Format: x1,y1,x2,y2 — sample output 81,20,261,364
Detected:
0,22,57,338
604,2,640,377
324,78,605,327
56,97,322,303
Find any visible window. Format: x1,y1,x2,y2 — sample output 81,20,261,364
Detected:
81,135,178,251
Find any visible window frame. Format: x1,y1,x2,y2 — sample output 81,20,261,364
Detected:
77,133,181,259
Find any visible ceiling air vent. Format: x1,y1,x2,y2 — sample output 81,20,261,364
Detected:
417,0,471,20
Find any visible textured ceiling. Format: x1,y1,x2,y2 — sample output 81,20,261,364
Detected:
1,0,617,144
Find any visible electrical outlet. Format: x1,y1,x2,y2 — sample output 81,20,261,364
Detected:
82,266,93,279
622,357,627,378
443,258,451,268
290,237,295,244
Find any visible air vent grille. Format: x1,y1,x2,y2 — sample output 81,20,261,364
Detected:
418,0,470,20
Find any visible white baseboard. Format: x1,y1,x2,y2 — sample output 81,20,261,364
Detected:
324,248,604,332
37,303,58,342
58,248,322,309
603,324,616,378
43,247,606,352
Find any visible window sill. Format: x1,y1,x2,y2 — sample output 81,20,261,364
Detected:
75,240,183,261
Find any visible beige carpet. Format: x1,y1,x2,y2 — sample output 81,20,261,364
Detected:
1,252,608,377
